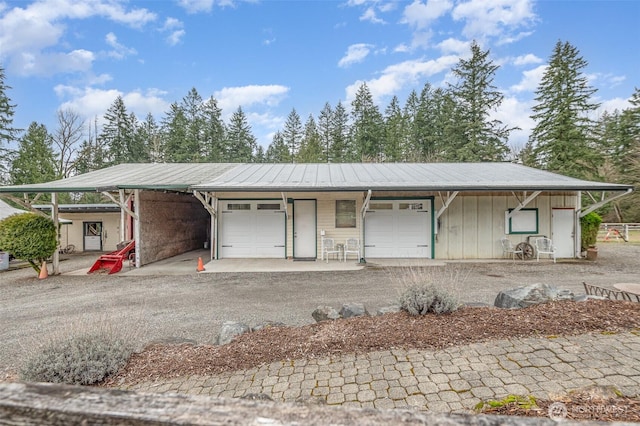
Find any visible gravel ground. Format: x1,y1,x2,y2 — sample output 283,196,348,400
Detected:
1,243,639,381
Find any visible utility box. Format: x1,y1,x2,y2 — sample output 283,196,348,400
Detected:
0,252,9,271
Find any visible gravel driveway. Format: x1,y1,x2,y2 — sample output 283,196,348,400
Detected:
2,244,639,380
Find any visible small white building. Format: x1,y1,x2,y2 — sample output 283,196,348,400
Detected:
0,162,633,272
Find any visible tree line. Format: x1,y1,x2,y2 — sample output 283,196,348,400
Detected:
0,40,638,220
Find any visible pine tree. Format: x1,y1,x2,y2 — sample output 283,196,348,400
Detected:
100,96,135,165
162,102,189,162
330,102,350,162
297,115,323,163
351,83,384,162
318,103,333,162
449,41,511,161
202,96,226,162
383,96,406,162
180,88,205,161
0,65,20,182
528,40,601,179
282,109,303,162
9,122,57,185
265,131,292,163
138,113,162,163
225,107,256,162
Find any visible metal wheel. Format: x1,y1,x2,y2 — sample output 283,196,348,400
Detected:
515,242,534,260
63,244,75,254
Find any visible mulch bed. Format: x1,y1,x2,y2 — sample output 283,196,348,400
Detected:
104,300,640,422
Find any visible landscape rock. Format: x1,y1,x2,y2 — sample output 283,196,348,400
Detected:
494,283,575,309
252,321,286,332
339,303,369,318
376,305,401,315
216,321,251,345
573,294,607,302
312,306,340,322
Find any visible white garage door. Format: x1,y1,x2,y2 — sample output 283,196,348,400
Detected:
219,201,286,258
364,200,432,258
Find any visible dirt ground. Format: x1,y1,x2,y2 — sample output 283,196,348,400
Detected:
1,243,639,381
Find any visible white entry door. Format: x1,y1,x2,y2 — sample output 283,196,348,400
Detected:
83,222,102,251
218,201,286,258
552,208,575,258
294,200,316,259
364,200,432,258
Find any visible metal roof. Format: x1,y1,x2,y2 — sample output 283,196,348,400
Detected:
0,162,633,194
34,204,120,213
191,163,634,192
0,163,239,193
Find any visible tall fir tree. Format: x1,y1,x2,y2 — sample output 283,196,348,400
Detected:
297,115,324,163
330,101,350,162
138,113,162,163
317,102,333,162
528,40,601,179
282,109,303,162
100,96,135,165
9,122,57,185
449,41,511,162
0,65,20,182
351,83,384,162
162,102,189,162
225,107,256,162
202,96,226,162
383,96,406,162
265,131,292,163
180,88,205,161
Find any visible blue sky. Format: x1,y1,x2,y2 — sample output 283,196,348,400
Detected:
1,0,638,151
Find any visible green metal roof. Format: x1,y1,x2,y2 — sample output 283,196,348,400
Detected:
0,163,239,193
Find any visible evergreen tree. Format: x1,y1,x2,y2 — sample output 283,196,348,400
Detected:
0,65,20,182
317,103,333,162
162,102,190,162
403,89,422,160
254,145,266,163
351,83,384,162
75,117,108,174
449,41,511,161
282,109,303,161
9,122,57,185
528,40,601,179
330,102,350,162
138,113,162,163
225,107,256,162
180,88,205,161
297,115,323,163
127,112,149,162
383,96,406,162
265,131,292,163
100,96,135,165
202,96,226,162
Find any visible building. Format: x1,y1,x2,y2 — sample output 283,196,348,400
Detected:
0,162,633,273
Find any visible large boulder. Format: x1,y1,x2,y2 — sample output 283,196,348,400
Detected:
312,306,340,322
216,321,251,345
494,283,574,309
339,303,369,319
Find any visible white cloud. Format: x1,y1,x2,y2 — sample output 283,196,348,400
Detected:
436,38,469,55
13,49,95,77
345,55,459,103
338,43,374,68
105,32,137,59
492,95,534,148
452,0,536,42
360,7,385,24
55,85,170,127
513,53,542,66
214,85,290,112
178,0,235,14
0,0,155,76
167,30,186,46
509,64,546,93
162,17,185,46
401,0,453,29
596,97,633,116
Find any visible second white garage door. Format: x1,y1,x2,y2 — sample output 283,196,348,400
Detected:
364,200,433,258
218,201,286,258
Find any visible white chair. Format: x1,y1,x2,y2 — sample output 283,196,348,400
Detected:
501,238,523,261
344,238,360,262
322,238,340,263
534,237,556,263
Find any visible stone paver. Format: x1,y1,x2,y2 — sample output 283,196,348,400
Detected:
124,331,640,414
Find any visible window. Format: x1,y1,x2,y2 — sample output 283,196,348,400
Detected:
257,203,281,210
400,202,424,210
369,203,393,210
227,203,251,210
336,200,356,228
506,208,539,234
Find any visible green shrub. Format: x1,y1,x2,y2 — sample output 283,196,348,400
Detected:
0,212,57,274
19,332,134,385
399,283,459,315
580,212,602,251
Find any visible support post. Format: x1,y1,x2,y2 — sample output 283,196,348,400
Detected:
52,193,60,275
133,189,141,268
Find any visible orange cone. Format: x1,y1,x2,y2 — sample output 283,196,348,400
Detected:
39,261,48,279
196,257,205,272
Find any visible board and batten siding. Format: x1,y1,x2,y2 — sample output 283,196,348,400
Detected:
434,192,578,259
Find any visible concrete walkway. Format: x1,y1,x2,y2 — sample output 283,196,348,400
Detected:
120,331,640,413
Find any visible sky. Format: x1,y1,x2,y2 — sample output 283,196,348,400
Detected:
1,0,638,151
